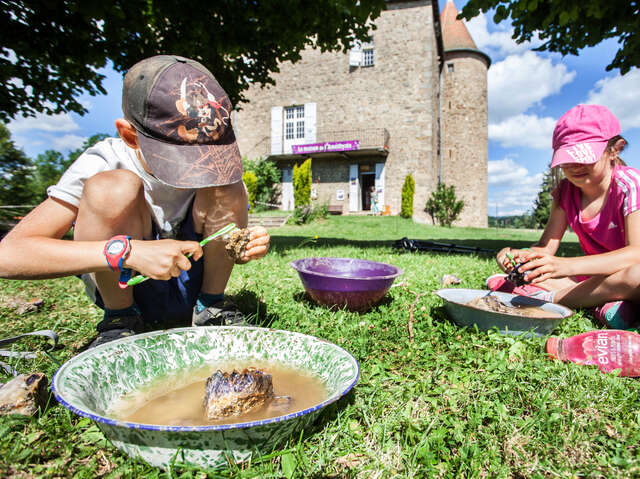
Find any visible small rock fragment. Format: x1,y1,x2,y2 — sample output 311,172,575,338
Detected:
441,274,461,287
225,229,251,262
0,373,49,416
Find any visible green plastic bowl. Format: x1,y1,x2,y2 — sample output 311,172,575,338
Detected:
434,288,573,336
52,326,359,470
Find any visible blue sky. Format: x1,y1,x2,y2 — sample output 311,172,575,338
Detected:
7,1,640,217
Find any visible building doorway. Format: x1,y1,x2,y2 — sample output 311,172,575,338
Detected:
360,172,375,210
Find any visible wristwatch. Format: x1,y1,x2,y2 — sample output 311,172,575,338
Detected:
104,235,132,272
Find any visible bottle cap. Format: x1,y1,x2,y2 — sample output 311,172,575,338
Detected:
546,336,562,360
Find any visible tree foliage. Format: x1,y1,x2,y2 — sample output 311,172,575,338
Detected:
0,124,35,206
425,182,464,227
400,174,415,218
1,0,385,122
30,134,112,203
293,158,312,208
243,157,281,210
459,0,640,74
533,169,555,229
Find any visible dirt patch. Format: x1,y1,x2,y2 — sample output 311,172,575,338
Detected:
225,228,250,261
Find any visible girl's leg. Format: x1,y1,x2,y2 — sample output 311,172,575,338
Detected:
554,264,640,309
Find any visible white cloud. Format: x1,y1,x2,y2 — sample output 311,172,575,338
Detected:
489,52,576,122
52,134,86,151
466,12,541,58
488,158,544,215
586,68,640,131
489,114,556,149
8,112,80,134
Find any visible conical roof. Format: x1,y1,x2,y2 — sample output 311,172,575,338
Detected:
440,0,478,51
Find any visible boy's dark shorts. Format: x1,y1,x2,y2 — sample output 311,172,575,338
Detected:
83,207,204,329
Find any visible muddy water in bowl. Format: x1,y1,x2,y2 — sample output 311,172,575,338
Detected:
467,295,563,319
109,361,328,427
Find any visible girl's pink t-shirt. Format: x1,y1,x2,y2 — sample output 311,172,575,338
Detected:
552,164,640,255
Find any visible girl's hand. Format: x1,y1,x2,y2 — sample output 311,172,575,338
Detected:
125,239,203,280
516,251,571,284
237,226,270,263
496,247,531,273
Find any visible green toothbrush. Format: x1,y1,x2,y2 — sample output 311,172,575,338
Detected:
124,222,239,287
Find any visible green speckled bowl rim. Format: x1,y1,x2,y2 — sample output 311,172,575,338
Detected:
51,326,360,432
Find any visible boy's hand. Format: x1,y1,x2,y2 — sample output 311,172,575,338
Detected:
125,239,203,280
237,226,270,263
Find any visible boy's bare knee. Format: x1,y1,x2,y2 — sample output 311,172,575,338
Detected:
82,170,145,218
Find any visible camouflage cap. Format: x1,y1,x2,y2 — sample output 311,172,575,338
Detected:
122,55,242,188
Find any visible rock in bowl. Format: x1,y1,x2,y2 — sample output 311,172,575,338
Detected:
51,326,359,470
290,257,403,312
434,288,573,337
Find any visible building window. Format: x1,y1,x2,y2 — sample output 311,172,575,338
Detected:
447,63,454,73
285,105,305,140
362,48,374,67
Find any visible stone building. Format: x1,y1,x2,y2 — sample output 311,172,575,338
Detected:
234,0,490,226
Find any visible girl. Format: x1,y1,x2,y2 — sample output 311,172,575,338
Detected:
488,104,640,329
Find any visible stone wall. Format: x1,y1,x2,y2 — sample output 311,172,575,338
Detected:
440,51,489,227
235,1,440,221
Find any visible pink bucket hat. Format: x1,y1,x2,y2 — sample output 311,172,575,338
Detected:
551,104,621,168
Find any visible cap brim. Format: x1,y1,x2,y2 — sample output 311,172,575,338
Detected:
550,141,608,168
137,130,243,188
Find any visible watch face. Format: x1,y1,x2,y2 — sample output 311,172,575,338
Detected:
106,240,125,255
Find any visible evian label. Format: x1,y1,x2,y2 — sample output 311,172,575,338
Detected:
596,332,611,365
566,143,597,163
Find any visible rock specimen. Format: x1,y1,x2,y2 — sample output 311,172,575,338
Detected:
0,373,49,416
225,228,251,262
203,368,274,420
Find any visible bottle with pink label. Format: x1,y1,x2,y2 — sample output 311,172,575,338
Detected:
546,330,640,377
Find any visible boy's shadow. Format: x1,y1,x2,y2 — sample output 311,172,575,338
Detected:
231,290,279,328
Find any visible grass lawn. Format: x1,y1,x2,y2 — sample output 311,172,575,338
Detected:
2,216,639,478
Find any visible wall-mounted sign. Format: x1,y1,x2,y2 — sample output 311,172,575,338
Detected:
292,140,359,155
336,189,345,201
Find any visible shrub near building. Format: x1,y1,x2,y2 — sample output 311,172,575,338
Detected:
242,171,258,212
401,174,415,218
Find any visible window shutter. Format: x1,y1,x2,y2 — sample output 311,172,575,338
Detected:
304,103,316,143
375,162,385,208
349,164,359,212
270,106,283,155
349,41,362,66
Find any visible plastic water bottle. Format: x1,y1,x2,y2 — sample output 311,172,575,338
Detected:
546,330,640,377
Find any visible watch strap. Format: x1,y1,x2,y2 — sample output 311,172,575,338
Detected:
118,268,133,289
104,235,132,272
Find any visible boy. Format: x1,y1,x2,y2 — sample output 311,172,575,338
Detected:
0,55,270,346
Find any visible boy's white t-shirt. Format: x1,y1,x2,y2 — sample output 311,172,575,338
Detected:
47,137,196,238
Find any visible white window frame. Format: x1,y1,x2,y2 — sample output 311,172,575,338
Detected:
285,105,305,141
362,47,374,67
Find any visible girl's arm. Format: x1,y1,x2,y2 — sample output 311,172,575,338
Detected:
497,197,568,272
521,209,640,283
530,198,568,255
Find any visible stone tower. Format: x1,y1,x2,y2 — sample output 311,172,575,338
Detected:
440,0,490,227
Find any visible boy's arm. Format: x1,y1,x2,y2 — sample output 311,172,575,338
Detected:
0,198,202,280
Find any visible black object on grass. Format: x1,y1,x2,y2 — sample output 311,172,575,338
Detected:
393,237,495,255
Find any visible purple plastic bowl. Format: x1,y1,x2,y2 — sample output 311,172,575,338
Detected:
290,257,403,312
